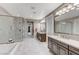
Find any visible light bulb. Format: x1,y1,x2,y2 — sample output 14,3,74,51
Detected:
62,8,67,12
70,7,75,10
67,4,73,9
73,3,79,6
65,9,70,12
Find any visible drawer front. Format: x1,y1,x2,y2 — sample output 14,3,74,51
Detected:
69,51,78,55
58,42,68,49
69,46,79,55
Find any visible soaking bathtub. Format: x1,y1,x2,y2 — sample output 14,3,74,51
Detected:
0,42,20,55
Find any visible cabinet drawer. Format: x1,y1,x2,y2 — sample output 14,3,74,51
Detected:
58,42,68,49
69,51,78,55
69,46,79,55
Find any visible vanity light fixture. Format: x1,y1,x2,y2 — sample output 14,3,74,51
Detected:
70,6,76,10
73,3,79,10
73,3,79,6
62,7,67,12
76,4,79,8
59,13,62,16
55,3,77,16
65,9,70,12
76,7,79,10
40,20,45,23
67,4,73,9
56,12,59,15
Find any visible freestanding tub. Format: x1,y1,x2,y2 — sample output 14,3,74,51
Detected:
0,42,17,55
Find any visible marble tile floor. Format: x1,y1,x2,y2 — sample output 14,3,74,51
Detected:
12,36,53,55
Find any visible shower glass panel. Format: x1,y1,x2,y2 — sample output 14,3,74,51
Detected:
0,16,23,44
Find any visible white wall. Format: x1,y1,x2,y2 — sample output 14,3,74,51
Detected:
22,19,28,38
0,16,13,43
0,7,10,15
40,22,46,32
34,21,41,37
45,14,54,35
13,17,24,42
73,19,79,34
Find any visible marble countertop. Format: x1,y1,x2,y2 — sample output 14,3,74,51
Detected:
48,35,79,49
37,32,46,34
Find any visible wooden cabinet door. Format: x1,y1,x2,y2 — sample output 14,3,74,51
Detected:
48,38,52,49
58,46,68,55
52,42,59,55
48,37,58,54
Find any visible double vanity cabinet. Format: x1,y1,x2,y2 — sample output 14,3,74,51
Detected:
48,36,79,55
37,32,46,42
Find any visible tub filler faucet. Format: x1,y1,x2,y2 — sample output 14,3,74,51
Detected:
8,39,14,43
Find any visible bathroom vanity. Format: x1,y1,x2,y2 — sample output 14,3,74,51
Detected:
48,35,79,55
37,32,46,42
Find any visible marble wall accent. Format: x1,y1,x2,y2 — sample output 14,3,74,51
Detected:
13,17,23,42
12,17,28,42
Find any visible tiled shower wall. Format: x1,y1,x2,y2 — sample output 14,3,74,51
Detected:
0,7,28,43
0,16,28,43
12,17,28,42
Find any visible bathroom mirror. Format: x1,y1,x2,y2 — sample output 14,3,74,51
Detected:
54,3,79,35
54,11,79,35
40,19,46,32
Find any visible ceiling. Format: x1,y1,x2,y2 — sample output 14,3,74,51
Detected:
0,3,62,20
